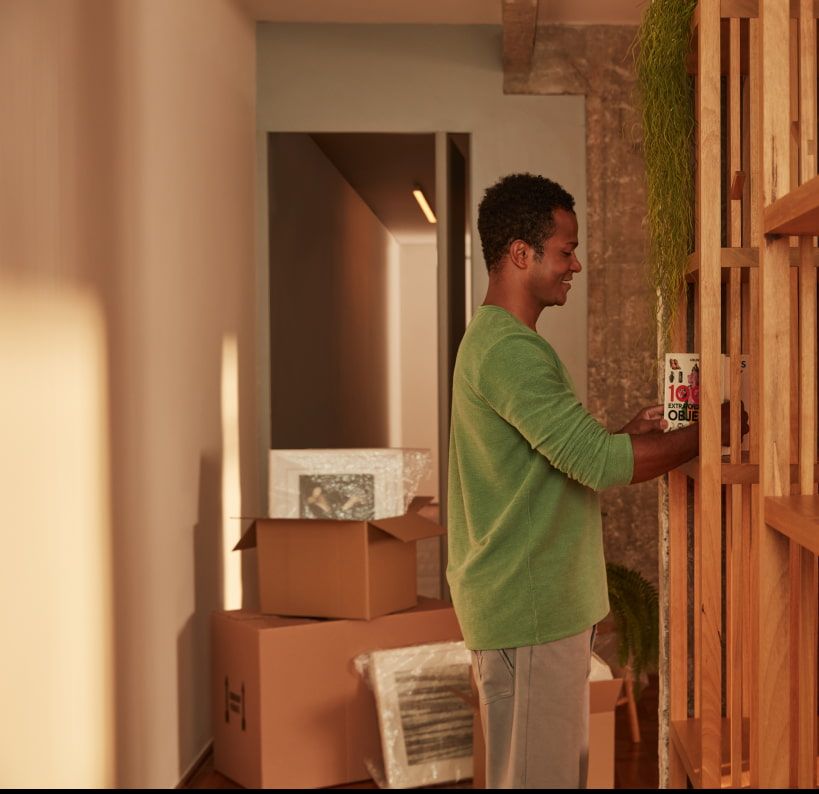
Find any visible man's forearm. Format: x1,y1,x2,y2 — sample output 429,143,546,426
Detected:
629,424,699,484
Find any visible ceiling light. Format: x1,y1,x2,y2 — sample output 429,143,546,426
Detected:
412,186,437,224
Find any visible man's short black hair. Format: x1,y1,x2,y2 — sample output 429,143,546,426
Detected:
477,173,575,272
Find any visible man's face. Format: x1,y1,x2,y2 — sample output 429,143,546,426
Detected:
527,208,581,307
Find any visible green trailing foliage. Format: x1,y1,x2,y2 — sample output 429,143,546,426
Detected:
606,562,659,696
632,0,698,346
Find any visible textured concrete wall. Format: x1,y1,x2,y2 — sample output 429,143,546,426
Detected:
507,25,660,591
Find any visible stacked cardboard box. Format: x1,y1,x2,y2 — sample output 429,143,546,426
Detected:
211,599,463,789
212,480,462,788
233,496,444,619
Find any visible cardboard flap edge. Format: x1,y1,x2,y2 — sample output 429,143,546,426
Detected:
233,521,258,551
368,511,445,542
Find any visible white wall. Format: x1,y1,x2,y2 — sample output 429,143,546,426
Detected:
0,0,258,787
256,23,589,401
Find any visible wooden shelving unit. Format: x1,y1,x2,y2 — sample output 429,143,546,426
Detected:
676,454,819,483
765,496,819,554
764,173,819,234
670,718,750,789
667,0,818,788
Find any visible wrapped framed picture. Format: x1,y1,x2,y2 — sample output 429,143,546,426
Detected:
268,448,430,520
358,640,474,788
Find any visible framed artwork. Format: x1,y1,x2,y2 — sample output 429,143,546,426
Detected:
268,448,406,520
363,640,473,788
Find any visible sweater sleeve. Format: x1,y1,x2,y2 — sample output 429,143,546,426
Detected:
475,331,634,491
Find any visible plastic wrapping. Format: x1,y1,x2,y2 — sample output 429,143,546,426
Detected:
268,448,432,520
590,650,614,681
353,640,474,789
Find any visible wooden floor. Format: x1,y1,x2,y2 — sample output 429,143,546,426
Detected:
184,674,659,789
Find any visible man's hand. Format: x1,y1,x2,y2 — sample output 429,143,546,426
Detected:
627,399,751,484
619,404,668,435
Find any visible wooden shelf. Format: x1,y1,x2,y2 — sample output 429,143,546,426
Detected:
689,1,819,23
676,455,819,484
670,718,750,789
765,495,819,555
686,246,819,279
764,173,819,235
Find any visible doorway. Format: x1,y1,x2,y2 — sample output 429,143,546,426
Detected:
265,131,469,598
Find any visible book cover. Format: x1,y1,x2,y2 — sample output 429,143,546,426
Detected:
663,353,749,453
664,353,700,431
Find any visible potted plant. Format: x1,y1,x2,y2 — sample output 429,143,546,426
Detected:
604,561,660,696
594,562,659,744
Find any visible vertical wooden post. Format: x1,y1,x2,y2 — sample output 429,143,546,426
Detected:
796,1,818,786
748,15,762,785
727,16,744,787
758,0,792,787
668,283,689,786
697,0,723,786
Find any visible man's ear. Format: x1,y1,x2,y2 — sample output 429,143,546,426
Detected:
508,240,531,270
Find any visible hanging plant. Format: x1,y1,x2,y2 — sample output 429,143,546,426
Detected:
632,0,698,345
606,561,660,696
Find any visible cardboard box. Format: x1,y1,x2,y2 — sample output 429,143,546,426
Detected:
588,678,624,788
469,676,623,789
211,598,463,789
234,498,444,619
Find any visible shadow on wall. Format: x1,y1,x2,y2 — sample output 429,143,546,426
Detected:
177,454,222,778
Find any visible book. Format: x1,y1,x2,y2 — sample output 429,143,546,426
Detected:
664,353,701,430
663,353,749,453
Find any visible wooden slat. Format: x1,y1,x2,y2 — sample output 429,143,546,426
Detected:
797,244,817,489
728,96,744,774
670,718,751,788
728,32,743,768
697,4,723,785
668,257,690,790
694,477,701,720
749,269,760,463
796,5,818,782
749,481,761,787
669,471,689,719
790,537,802,784
798,3,818,494
763,172,819,234
765,496,819,553
731,170,747,198
686,245,819,275
676,455,819,483
791,268,800,462
714,0,819,18
759,0,794,785
742,483,753,721
743,33,753,245
730,17,743,248
797,545,818,787
748,19,761,783
791,19,800,196
728,482,745,788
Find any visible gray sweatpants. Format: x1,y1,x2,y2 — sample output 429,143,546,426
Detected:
471,627,595,789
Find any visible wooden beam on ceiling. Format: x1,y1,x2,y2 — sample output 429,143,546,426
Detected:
502,0,538,77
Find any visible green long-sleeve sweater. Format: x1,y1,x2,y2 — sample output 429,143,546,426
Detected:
446,305,634,650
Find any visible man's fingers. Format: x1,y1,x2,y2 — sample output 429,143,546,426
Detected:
643,404,665,419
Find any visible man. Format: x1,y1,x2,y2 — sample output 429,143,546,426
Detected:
446,173,747,789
